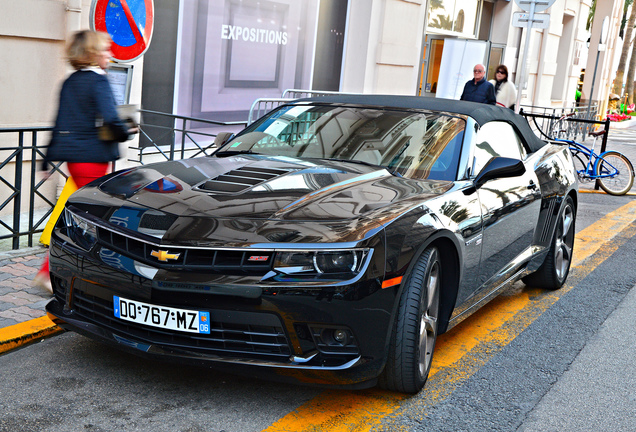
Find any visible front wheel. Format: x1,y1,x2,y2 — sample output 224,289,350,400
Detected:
379,247,440,393
595,151,634,196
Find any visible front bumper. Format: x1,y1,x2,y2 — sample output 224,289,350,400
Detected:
46,239,395,387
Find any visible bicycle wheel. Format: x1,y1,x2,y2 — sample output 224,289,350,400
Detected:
595,151,635,195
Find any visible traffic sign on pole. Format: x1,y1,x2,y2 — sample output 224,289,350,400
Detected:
513,0,556,113
514,0,556,13
90,0,154,62
512,12,550,29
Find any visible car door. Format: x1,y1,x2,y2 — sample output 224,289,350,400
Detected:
472,121,541,290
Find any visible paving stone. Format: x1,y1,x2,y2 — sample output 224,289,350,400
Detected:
32,299,51,309
0,292,44,306
0,318,17,328
20,258,44,268
0,309,34,321
0,276,33,289
10,306,45,319
12,255,42,263
0,264,32,277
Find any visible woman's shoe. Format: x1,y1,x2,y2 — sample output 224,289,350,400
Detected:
33,271,52,294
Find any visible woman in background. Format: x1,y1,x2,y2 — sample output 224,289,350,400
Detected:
34,30,136,292
489,64,517,109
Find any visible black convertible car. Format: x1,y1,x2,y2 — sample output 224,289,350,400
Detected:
46,96,577,393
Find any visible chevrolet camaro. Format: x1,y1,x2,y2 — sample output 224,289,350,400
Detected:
46,96,577,393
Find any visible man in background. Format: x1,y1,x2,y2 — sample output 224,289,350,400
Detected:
460,64,496,105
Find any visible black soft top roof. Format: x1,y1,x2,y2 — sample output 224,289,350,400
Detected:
295,94,547,153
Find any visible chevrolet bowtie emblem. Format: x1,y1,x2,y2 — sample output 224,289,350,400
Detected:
150,250,181,262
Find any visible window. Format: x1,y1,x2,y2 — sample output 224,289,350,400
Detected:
472,122,526,176
427,0,482,38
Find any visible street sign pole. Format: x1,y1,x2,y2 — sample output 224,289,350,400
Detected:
514,1,536,114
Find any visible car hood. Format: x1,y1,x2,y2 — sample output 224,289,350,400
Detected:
68,155,452,245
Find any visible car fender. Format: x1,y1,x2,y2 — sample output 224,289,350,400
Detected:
379,214,463,368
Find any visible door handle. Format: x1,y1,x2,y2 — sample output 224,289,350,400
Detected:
527,181,537,190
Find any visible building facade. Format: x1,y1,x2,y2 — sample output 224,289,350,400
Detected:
0,0,618,217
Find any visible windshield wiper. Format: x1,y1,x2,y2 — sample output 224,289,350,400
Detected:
214,150,260,157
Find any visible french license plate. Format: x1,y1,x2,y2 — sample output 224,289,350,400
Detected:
113,296,210,334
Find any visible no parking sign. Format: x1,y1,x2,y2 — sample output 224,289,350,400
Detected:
90,0,154,62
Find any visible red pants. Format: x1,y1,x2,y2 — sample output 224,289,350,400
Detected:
67,162,110,188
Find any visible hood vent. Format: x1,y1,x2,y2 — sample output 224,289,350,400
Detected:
197,166,293,194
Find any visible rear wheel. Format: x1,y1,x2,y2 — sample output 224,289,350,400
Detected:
379,247,440,393
523,196,575,289
595,151,634,196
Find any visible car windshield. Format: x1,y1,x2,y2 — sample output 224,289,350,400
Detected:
219,104,466,181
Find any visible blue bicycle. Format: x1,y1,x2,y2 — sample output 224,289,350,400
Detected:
556,130,634,196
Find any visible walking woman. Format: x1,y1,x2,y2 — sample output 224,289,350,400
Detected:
489,65,517,109
34,30,136,292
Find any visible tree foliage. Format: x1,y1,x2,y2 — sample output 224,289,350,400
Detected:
613,2,636,96
620,0,635,38
587,0,596,31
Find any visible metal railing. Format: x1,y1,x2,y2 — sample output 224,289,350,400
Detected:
133,109,247,165
519,103,600,142
0,126,67,250
247,89,362,124
247,98,291,125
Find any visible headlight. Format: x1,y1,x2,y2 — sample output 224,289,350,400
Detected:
63,209,98,251
274,249,367,275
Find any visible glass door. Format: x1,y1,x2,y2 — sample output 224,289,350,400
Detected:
420,37,445,96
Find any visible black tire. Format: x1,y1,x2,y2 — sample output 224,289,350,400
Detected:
523,196,575,289
379,247,440,393
595,151,634,196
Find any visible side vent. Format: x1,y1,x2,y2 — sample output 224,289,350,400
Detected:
540,199,557,243
197,167,292,194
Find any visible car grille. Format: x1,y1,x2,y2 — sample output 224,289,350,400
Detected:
57,280,292,361
96,227,274,275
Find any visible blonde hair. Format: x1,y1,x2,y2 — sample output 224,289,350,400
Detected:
67,30,111,70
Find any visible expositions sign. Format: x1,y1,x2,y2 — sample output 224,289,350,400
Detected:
90,0,154,62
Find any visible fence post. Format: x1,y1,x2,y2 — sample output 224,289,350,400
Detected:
181,117,187,159
600,117,610,154
29,131,38,247
13,132,24,249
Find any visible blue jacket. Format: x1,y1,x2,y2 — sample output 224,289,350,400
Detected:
45,70,129,163
460,77,497,105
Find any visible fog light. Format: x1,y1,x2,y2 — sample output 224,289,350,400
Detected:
333,329,349,345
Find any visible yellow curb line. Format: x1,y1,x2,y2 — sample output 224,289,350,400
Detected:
0,315,63,354
578,189,636,196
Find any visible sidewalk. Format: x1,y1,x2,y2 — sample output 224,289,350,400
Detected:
0,246,62,353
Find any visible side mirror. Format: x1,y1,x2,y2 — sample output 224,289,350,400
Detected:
464,157,526,194
213,132,235,148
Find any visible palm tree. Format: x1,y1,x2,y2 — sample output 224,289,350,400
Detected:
627,29,636,104
613,1,636,96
